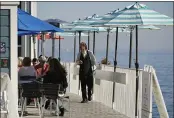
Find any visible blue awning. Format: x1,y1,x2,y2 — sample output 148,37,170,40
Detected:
18,8,64,32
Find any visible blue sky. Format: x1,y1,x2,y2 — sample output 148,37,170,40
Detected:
37,2,173,53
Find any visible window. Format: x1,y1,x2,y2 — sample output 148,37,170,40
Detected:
0,9,10,75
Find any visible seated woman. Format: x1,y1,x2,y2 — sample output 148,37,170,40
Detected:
18,57,23,71
18,57,37,106
18,57,37,81
34,56,49,78
42,58,68,116
32,58,38,66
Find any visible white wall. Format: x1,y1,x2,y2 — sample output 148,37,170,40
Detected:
1,2,19,118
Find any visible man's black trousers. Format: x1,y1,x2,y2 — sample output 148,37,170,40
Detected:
80,75,93,100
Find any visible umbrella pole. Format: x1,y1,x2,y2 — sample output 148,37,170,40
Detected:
93,31,96,55
79,31,81,52
106,29,110,63
38,38,40,57
88,31,90,50
78,31,81,93
74,32,76,62
52,32,55,58
41,33,44,55
58,36,61,61
32,35,36,58
112,27,119,109
135,25,139,118
129,30,133,68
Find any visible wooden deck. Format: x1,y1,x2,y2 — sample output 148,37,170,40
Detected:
21,93,129,118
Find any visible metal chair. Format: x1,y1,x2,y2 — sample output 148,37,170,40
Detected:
40,83,70,117
20,82,42,118
18,76,38,108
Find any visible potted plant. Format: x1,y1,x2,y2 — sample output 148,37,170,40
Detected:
100,58,111,65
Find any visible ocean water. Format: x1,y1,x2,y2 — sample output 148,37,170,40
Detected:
44,49,173,117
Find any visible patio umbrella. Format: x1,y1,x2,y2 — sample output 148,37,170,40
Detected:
66,21,99,53
45,19,68,59
105,2,173,117
18,8,64,57
18,9,63,32
69,25,99,53
57,32,88,37
56,32,88,62
18,30,39,36
128,25,160,68
72,15,102,54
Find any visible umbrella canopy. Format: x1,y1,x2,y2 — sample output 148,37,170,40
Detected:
18,30,39,36
105,2,173,26
18,8,64,32
45,18,68,24
72,14,102,26
60,23,99,32
90,9,120,27
57,32,88,37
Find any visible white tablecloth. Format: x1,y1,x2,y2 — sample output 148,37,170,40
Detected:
1,72,19,118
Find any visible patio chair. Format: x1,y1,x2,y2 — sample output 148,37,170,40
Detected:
20,82,42,118
40,83,70,117
18,76,38,108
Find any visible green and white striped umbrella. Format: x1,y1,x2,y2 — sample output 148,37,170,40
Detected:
60,23,99,32
72,14,103,26
104,3,172,118
90,9,120,27
105,2,173,26
56,32,88,37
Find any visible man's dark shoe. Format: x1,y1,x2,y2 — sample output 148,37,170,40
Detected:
59,107,65,116
81,99,88,103
88,96,92,101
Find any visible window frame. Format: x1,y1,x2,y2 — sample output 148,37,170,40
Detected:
0,9,11,77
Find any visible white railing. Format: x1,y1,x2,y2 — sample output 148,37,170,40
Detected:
144,65,169,118
62,62,168,118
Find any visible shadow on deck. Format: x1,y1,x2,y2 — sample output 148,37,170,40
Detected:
22,93,129,118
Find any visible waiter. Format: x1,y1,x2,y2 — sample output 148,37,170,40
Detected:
76,42,96,103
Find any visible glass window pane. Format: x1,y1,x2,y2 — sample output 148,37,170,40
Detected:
1,68,9,74
0,37,10,47
0,10,9,16
0,26,9,36
0,48,9,58
0,16,9,26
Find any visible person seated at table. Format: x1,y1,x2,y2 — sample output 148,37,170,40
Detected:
18,57,37,80
42,58,68,116
32,58,38,66
34,56,49,78
47,56,53,63
18,57,37,105
18,57,23,70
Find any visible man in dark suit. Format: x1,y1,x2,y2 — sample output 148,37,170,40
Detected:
76,42,96,103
